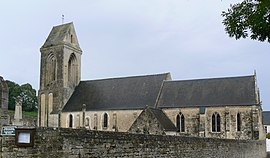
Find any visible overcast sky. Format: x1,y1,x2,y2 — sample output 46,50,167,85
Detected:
0,0,269,110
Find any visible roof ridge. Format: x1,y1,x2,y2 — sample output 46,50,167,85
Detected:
81,72,171,82
52,22,73,28
163,75,254,83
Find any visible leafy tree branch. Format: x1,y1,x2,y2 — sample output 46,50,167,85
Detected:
222,0,270,43
6,80,37,112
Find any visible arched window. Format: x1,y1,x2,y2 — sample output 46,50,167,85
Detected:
217,114,220,132
69,114,73,128
113,113,117,130
68,53,77,85
181,114,185,132
103,113,108,128
71,34,74,43
212,112,221,132
176,113,185,132
237,113,241,131
85,117,90,127
46,53,57,83
94,114,97,130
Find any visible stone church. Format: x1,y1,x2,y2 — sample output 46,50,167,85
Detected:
38,22,265,140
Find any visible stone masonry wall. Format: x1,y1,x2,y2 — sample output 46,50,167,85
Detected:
163,105,264,140
0,128,267,158
129,108,165,135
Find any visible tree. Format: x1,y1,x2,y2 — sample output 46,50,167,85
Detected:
6,80,37,112
222,0,270,43
19,83,38,112
266,133,270,139
6,81,21,110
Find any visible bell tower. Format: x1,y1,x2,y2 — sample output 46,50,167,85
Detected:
38,22,82,127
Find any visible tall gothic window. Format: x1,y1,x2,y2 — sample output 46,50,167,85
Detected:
113,113,117,130
212,112,221,132
94,114,97,130
46,53,57,83
71,34,74,43
69,114,73,128
85,117,90,127
103,113,108,128
237,113,241,131
68,53,77,85
176,113,185,132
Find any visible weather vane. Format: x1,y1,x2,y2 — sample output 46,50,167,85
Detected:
62,15,65,24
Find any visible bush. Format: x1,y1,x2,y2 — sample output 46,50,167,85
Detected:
266,133,270,139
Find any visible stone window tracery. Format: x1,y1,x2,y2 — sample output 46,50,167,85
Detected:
176,112,185,132
68,53,77,85
212,112,221,132
46,53,57,83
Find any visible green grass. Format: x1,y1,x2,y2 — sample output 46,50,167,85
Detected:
8,110,38,117
23,111,38,117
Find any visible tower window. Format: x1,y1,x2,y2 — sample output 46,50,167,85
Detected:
212,112,221,132
176,112,185,132
46,53,57,83
71,34,74,43
68,53,77,85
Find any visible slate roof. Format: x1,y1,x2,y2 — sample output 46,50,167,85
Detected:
262,111,270,125
157,75,258,108
149,108,177,132
41,22,81,50
62,73,170,112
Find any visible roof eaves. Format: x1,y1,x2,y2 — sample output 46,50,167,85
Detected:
80,72,171,83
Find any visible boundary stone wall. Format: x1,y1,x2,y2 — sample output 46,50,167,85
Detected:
0,128,267,158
